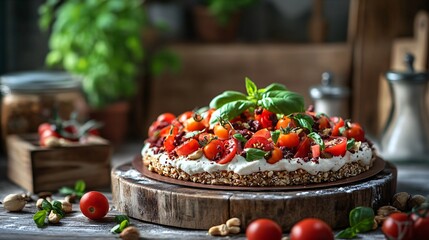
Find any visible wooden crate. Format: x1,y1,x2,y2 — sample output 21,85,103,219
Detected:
6,134,112,193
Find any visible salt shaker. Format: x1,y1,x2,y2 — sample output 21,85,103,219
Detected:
309,72,350,118
380,53,429,163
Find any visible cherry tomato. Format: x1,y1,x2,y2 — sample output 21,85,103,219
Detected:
343,123,365,142
267,147,283,164
216,138,238,164
331,117,344,136
201,109,215,127
244,136,273,151
38,123,52,135
253,129,271,139
159,125,179,137
255,109,278,129
294,137,311,158
178,111,193,123
164,135,176,153
382,213,414,240
203,139,224,160
323,137,347,156
184,117,205,132
246,218,283,240
157,113,176,123
198,133,216,144
276,116,295,129
87,128,100,136
318,115,330,130
39,128,61,146
290,218,334,240
79,191,109,220
214,124,232,140
311,144,320,158
277,132,300,148
412,211,429,240
175,139,200,156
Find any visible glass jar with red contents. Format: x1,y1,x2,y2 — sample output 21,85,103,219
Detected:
0,71,86,137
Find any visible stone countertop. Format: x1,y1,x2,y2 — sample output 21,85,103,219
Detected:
0,142,428,239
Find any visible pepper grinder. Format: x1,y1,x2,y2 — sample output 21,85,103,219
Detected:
380,53,429,163
309,72,350,118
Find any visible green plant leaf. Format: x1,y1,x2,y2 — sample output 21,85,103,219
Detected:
308,132,325,150
210,100,255,125
349,206,375,232
209,91,247,109
42,199,53,212
34,210,48,228
245,148,267,161
111,219,129,233
233,133,247,143
271,130,280,144
263,83,287,93
245,77,258,98
115,215,130,224
347,139,356,150
336,227,357,239
292,113,314,132
260,90,305,114
52,201,65,218
74,180,86,193
58,187,74,196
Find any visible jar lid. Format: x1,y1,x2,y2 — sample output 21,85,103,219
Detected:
0,71,81,94
309,72,350,99
385,53,429,83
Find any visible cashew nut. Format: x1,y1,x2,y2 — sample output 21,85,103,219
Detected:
3,194,26,212
208,217,241,236
48,211,61,224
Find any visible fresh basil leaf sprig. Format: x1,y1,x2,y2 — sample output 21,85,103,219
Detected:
308,132,325,150
33,200,65,228
111,215,131,234
209,77,304,125
336,206,375,239
245,148,268,162
58,180,86,198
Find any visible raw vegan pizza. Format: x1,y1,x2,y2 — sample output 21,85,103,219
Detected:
142,78,375,186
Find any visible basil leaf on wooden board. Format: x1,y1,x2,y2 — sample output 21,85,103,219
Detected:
349,207,375,232
210,100,255,124
52,200,65,218
209,90,247,109
115,215,130,224
33,210,47,228
245,148,267,161
336,227,357,239
58,187,74,196
42,199,52,212
308,132,325,150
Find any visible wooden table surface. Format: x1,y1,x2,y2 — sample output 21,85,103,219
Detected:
1,142,428,239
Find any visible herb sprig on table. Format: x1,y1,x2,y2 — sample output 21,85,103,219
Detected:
209,77,304,125
58,180,86,198
336,206,375,239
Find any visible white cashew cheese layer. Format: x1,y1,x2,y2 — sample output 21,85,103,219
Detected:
142,142,373,176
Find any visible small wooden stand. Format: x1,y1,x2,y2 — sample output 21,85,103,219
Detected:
6,134,112,193
112,159,396,231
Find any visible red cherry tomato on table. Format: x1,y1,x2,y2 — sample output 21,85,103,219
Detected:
323,137,347,156
412,211,429,240
382,212,414,240
290,218,334,240
79,191,109,220
246,218,283,240
38,123,52,135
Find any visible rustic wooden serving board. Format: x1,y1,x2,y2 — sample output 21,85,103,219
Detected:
111,158,397,231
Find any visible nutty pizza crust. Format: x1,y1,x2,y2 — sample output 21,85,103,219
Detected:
143,154,376,187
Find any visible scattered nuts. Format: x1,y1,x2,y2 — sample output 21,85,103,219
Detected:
21,192,33,202
188,149,203,160
375,205,401,224
119,226,140,240
208,224,229,236
65,194,77,203
36,198,44,210
48,211,61,224
408,195,427,210
226,217,241,228
60,200,73,213
208,218,241,236
3,194,26,212
38,192,53,199
392,192,411,211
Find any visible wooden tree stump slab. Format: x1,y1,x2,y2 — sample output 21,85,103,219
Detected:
111,161,397,231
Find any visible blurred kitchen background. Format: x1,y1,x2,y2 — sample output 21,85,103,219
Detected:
0,0,429,151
